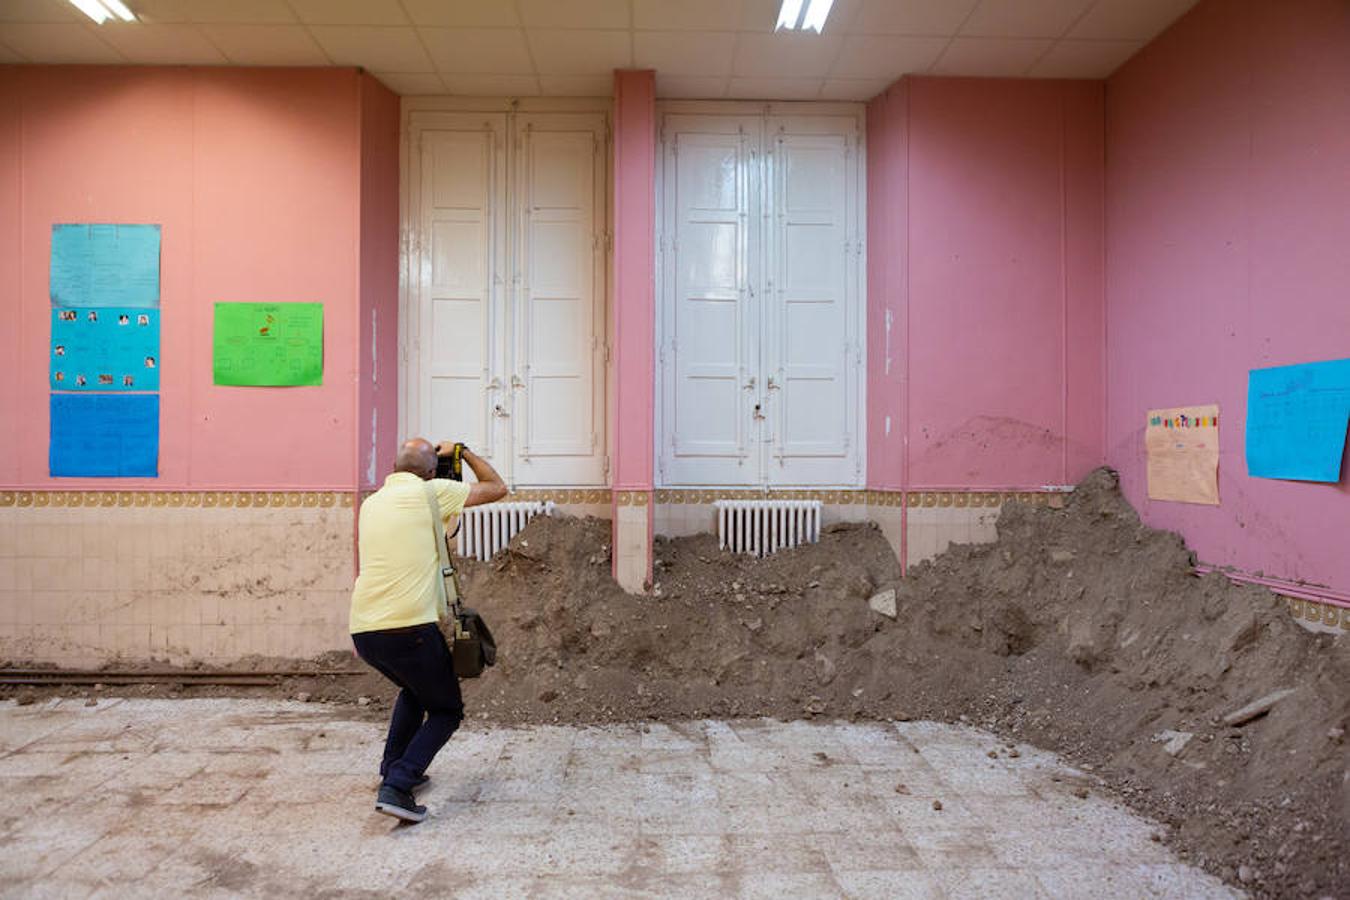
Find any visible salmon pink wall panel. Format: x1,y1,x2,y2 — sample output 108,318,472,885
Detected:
866,77,1105,492
358,74,400,489
1105,0,1350,596
188,69,359,488
0,66,386,491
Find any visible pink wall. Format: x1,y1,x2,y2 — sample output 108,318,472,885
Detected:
0,66,396,491
610,69,656,491
866,77,1106,492
1105,0,1350,597
357,74,400,490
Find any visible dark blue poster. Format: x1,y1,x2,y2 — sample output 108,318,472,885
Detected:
49,394,159,477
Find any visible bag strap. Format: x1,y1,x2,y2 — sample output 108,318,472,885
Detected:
421,482,462,621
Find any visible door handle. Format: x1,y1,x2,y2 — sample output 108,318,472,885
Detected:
766,376,779,391
511,374,525,390
744,377,756,390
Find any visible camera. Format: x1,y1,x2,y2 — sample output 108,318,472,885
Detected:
436,442,468,481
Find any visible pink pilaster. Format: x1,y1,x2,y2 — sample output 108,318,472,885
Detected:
610,69,656,593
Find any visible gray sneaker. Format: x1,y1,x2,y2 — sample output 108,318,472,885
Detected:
375,785,427,823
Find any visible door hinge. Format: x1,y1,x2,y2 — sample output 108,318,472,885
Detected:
602,455,611,478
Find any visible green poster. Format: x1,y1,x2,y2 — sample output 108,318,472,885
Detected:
213,302,323,386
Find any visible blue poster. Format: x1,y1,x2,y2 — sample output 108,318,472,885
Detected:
49,394,159,478
1246,358,1350,483
50,307,160,391
50,223,161,308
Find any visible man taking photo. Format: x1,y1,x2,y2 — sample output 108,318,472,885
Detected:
349,438,507,822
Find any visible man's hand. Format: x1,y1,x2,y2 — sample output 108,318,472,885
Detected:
435,441,459,457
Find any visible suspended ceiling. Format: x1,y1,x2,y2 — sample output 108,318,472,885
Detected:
0,0,1202,100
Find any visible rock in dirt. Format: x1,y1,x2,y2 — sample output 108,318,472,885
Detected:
931,800,943,811
1222,688,1296,726
1152,730,1196,757
868,588,897,619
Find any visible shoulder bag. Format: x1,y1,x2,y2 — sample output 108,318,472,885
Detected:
422,483,497,678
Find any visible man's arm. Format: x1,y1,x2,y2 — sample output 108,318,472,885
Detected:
446,446,507,507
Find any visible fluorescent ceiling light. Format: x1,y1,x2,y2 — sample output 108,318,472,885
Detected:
775,0,805,31
800,0,835,33
100,0,138,22
776,0,834,33
68,0,137,24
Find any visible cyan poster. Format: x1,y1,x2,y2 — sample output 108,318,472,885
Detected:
50,307,160,391
50,223,161,308
49,394,159,478
1246,358,1350,483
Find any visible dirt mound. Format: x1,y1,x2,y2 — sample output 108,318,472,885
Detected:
439,467,1346,898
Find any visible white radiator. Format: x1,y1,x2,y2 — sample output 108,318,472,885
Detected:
715,499,822,558
456,501,555,561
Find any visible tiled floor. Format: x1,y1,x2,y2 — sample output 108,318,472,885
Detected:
0,699,1239,899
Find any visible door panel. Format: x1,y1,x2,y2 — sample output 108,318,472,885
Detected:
766,130,857,484
658,109,863,488
512,116,607,484
660,116,762,486
419,121,506,465
411,111,607,487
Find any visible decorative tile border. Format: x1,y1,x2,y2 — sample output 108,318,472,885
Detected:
651,489,1064,509
0,490,352,509
613,490,649,506
1284,595,1350,632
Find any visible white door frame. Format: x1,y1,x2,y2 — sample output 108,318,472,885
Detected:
399,97,613,487
654,100,867,489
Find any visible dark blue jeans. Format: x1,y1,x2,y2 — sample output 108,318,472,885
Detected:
351,623,464,793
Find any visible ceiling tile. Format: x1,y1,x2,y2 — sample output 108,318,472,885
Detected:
0,23,122,62
1069,0,1199,41
527,29,631,75
634,30,736,77
372,71,445,95
401,0,521,28
539,74,613,96
442,73,541,96
517,0,630,30
930,37,1053,76
829,35,946,80
819,77,892,100
740,0,863,33
961,0,1094,38
288,0,408,26
728,76,823,100
848,0,980,36
733,32,843,78
148,0,298,25
421,27,534,75
635,0,742,31
0,0,81,24
200,24,329,65
309,26,433,72
655,74,729,99
97,22,225,63
1027,38,1143,78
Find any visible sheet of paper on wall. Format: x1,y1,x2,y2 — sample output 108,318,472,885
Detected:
49,394,159,478
50,307,160,391
1246,358,1350,482
50,224,161,308
212,302,323,386
1146,404,1220,505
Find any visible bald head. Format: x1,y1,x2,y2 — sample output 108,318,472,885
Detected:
394,438,437,480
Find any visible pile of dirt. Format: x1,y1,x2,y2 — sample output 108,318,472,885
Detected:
4,468,1345,896
446,467,1346,898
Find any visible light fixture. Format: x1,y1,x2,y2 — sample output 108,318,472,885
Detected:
775,0,835,33
68,0,137,24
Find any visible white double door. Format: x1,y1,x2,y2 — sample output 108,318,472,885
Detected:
658,109,864,488
409,110,608,486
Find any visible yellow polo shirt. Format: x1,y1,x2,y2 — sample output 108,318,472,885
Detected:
350,472,472,635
